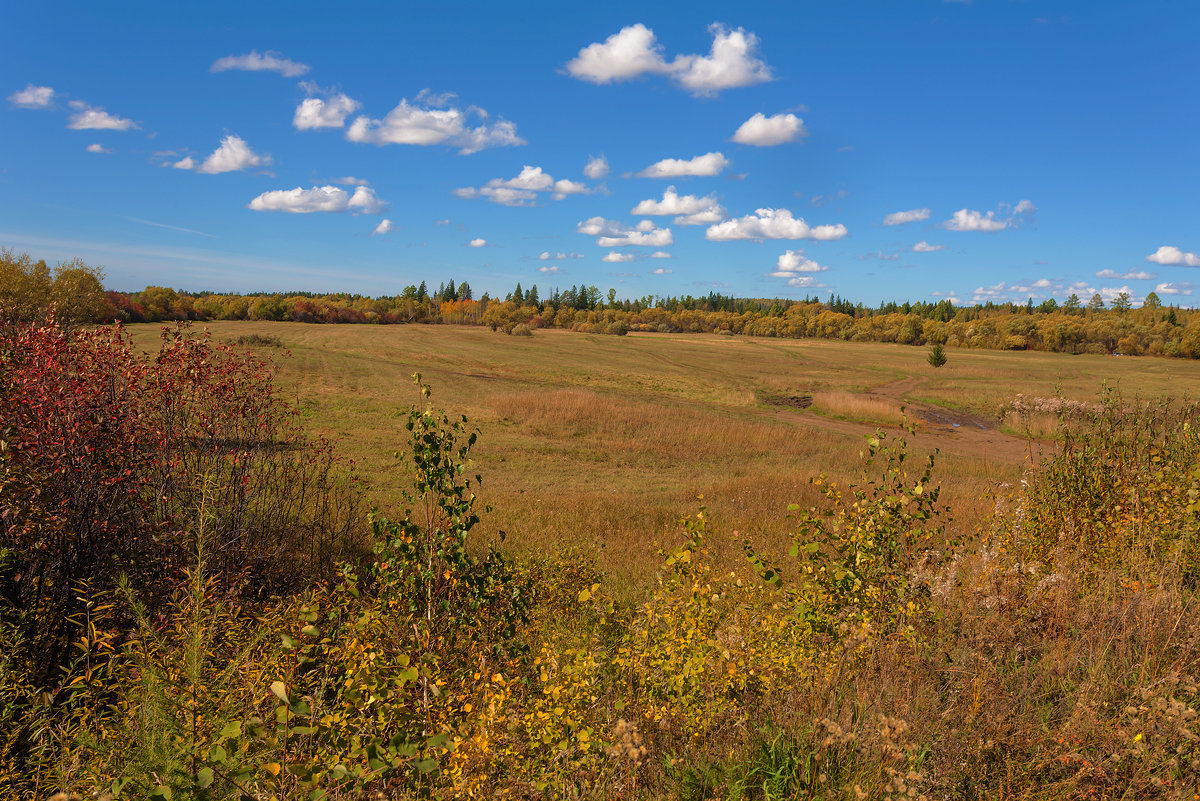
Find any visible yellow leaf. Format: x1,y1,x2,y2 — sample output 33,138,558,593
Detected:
264,762,281,776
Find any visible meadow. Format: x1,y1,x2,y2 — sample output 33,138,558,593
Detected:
127,321,1200,593
7,318,1200,799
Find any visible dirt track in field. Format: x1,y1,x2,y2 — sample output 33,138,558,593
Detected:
765,377,1049,466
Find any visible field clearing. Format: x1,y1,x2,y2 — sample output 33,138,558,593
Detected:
128,322,1200,594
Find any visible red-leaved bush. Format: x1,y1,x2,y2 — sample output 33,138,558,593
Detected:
0,319,362,681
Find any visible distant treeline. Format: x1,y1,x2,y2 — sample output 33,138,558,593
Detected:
5,249,1199,357
104,280,1200,358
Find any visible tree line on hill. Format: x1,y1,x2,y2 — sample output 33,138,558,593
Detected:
4,248,1199,357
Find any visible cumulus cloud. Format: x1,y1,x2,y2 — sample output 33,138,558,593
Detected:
372,219,396,235
770,250,828,280
670,24,773,95
705,208,848,242
731,112,805,146
638,151,729,178
565,23,668,83
67,101,137,131
539,265,560,274
598,228,673,248
943,208,1008,232
468,238,486,247
1146,245,1200,267
653,267,673,275
1155,281,1193,296
294,92,360,129
631,186,725,225
602,252,635,263
247,185,385,214
539,251,584,260
882,208,931,226
566,23,772,95
346,97,524,154
912,240,945,252
8,84,54,109
584,154,609,179
578,216,673,247
650,251,672,259
335,176,370,186
172,156,196,170
943,200,1035,233
1096,268,1155,280
86,143,111,154
189,135,271,174
210,50,309,77
457,166,592,206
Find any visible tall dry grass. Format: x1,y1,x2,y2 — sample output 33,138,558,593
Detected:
809,390,908,426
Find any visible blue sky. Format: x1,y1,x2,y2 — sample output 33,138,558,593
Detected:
2,0,1197,306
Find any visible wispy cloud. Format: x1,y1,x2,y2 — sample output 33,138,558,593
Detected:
210,50,310,77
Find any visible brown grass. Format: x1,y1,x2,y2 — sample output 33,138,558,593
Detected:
123,323,1200,595
809,390,908,426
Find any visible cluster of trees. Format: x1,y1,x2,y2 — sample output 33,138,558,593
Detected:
6,249,1200,358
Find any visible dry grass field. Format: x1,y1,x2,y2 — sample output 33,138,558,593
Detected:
127,322,1200,594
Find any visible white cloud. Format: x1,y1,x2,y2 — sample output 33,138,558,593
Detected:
912,240,945,252
943,208,1008,232
294,93,360,129
602,252,635,263
653,267,673,275
565,23,771,95
1155,282,1193,296
193,135,271,174
247,185,385,214
731,112,805,146
1098,285,1133,302
210,50,310,77
650,251,672,259
670,24,773,95
859,250,900,262
770,249,828,279
882,208,931,226
638,151,729,178
782,275,826,288
584,154,609,179
435,219,450,225
577,216,623,236
632,186,718,215
539,251,584,260
552,179,590,199
372,219,396,235
1013,199,1037,215
597,227,673,248
1146,245,1200,267
67,101,137,131
414,88,458,107
346,97,524,154
631,186,725,225
457,165,591,206
335,176,370,186
497,165,554,191
1096,268,1155,280
578,217,673,247
468,238,486,247
539,265,560,274
565,23,668,83
86,143,111,154
706,208,848,241
172,156,195,170
8,84,54,109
